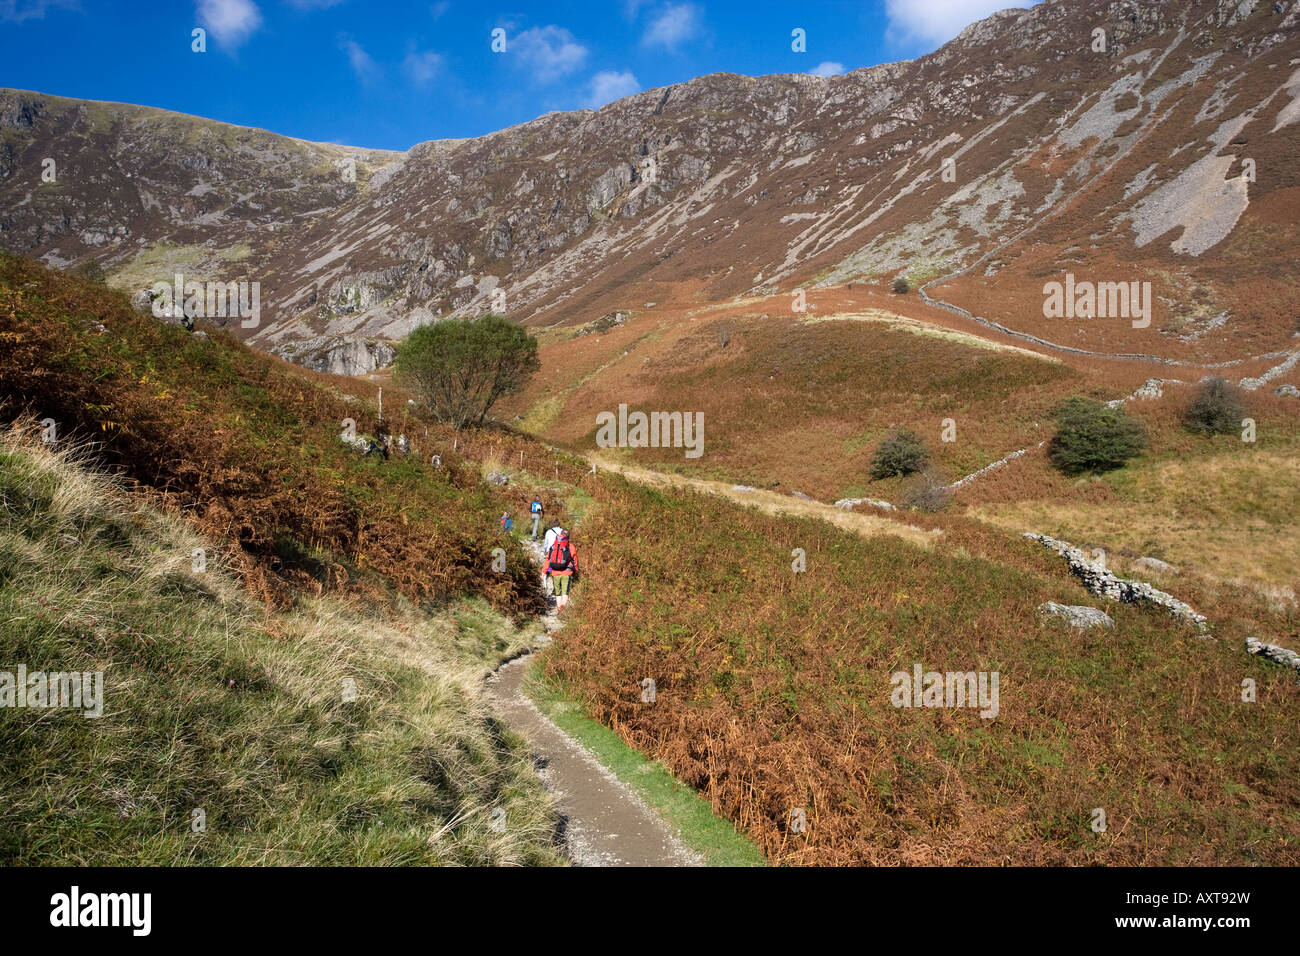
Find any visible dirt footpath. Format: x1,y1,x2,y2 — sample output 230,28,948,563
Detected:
486,641,702,867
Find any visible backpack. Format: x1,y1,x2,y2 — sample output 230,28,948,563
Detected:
500,513,513,532
547,533,573,572
530,499,542,514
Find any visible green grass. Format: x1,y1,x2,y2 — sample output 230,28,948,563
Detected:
524,661,767,867
0,430,562,865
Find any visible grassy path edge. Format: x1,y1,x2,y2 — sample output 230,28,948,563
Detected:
521,657,767,867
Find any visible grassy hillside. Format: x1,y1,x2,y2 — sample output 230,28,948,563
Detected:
540,472,1300,865
5,255,1296,868
0,251,542,616
0,430,560,865
508,286,1299,597
517,305,1080,502
965,387,1300,596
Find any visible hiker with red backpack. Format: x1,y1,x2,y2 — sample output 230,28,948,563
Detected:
541,522,563,594
545,528,578,611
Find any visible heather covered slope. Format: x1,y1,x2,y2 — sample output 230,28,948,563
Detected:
540,468,1300,866
0,251,544,616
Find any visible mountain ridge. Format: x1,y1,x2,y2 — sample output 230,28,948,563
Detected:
2,0,1297,375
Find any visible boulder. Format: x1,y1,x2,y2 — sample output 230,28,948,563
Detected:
1037,601,1115,630
834,497,895,511
1131,378,1164,400
1275,384,1299,398
1133,556,1177,575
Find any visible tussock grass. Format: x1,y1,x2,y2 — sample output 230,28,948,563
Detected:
0,430,561,865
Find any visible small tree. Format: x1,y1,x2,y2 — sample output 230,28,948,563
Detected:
394,314,539,429
1184,376,1246,435
1048,397,1148,475
901,467,952,512
893,275,910,294
870,429,929,480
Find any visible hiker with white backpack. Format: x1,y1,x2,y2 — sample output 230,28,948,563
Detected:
529,497,543,539
541,522,564,594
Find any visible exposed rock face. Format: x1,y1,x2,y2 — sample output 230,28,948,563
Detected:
271,336,397,376
1276,384,1300,397
1,0,1297,369
1037,601,1116,629
1024,533,1211,633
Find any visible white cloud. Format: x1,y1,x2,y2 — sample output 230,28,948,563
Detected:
809,61,844,77
585,70,640,109
885,0,1038,49
511,25,589,84
340,38,380,83
0,0,76,23
642,2,701,52
404,49,443,87
196,0,263,48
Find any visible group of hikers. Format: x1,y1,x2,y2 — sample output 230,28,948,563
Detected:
499,497,579,611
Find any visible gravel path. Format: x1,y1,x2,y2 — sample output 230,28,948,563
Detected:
483,539,702,867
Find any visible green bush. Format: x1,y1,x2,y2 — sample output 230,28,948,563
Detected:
870,429,929,480
395,314,539,429
1183,376,1247,435
1048,397,1148,475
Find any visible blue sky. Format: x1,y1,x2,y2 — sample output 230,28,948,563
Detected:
0,0,1037,150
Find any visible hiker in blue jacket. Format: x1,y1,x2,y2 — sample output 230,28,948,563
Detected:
529,498,543,539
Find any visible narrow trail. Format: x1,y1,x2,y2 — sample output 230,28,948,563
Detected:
588,453,940,547
483,537,702,867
